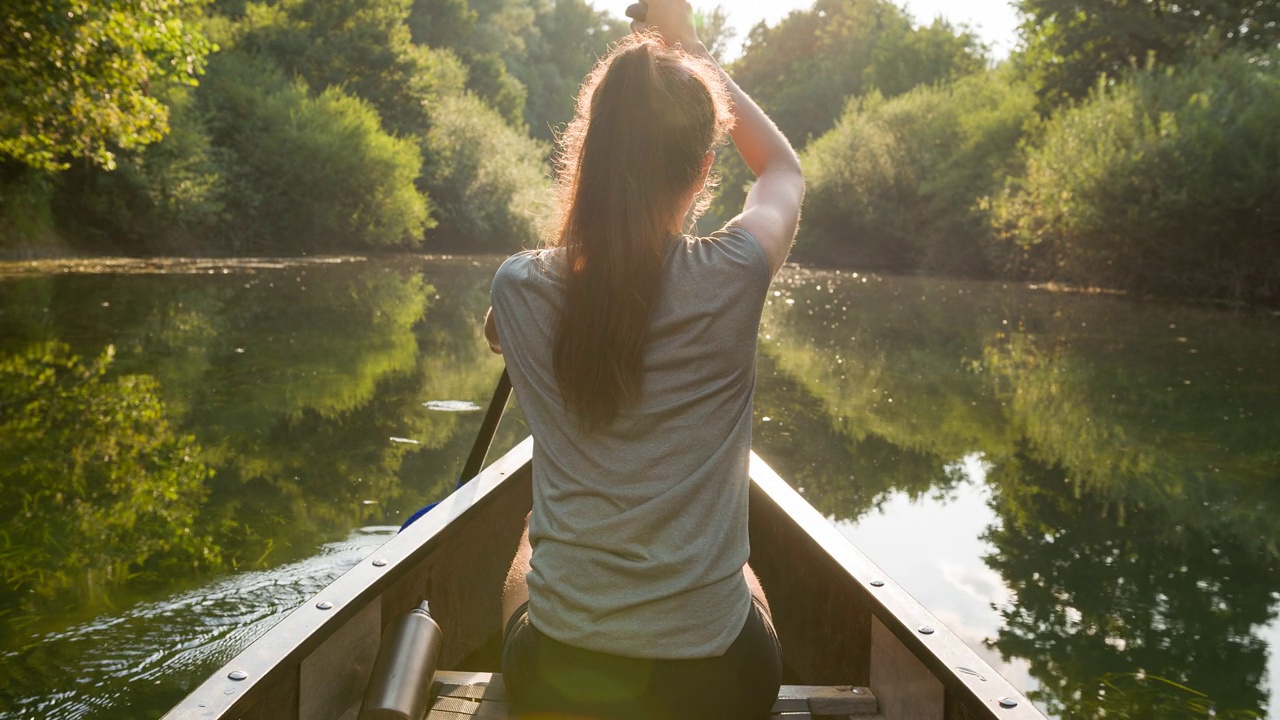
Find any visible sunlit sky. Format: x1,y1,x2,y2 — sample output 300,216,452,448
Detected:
595,1,1022,60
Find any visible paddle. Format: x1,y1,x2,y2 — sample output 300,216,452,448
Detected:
400,368,513,531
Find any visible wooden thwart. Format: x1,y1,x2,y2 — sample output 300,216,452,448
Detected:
426,672,880,719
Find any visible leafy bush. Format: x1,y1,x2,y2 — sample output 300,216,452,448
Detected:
0,0,215,171
54,84,229,254
202,54,430,253
421,92,549,251
989,50,1280,302
0,164,60,256
732,0,985,145
800,69,1038,274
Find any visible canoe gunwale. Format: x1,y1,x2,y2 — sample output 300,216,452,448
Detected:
164,438,1045,719
162,438,536,720
747,453,1044,719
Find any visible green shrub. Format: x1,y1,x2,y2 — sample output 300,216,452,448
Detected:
732,0,985,146
0,0,214,172
54,84,229,254
800,69,1038,274
989,50,1280,302
421,92,549,251
0,164,61,256
233,0,468,137
202,54,430,253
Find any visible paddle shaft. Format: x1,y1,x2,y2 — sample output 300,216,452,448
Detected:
458,368,512,486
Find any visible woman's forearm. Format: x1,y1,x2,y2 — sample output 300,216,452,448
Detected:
687,43,801,180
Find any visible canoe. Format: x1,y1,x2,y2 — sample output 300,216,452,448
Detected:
164,437,1046,719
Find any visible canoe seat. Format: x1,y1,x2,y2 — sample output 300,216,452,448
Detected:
426,671,882,719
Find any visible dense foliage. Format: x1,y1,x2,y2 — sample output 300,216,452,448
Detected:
0,0,588,255
989,50,1280,302
731,0,985,145
0,0,215,172
1016,0,1280,105
1,0,1277,302
800,68,1037,275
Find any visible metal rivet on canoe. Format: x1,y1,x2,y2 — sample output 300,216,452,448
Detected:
917,625,935,635
227,670,248,681
998,697,1019,709
316,600,334,610
869,579,885,587
851,688,867,695
372,558,388,567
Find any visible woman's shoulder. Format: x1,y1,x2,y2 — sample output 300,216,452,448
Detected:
495,248,564,282
493,248,567,303
670,223,771,286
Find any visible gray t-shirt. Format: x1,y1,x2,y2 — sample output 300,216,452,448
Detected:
490,224,772,659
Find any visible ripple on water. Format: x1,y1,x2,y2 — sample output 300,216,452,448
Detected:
0,527,395,720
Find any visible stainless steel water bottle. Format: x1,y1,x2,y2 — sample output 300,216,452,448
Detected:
358,601,444,720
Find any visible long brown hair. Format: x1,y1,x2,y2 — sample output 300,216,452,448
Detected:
550,34,732,430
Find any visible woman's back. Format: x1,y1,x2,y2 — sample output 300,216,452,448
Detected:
492,225,772,659
492,2,803,716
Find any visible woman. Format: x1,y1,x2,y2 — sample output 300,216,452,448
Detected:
485,1,804,716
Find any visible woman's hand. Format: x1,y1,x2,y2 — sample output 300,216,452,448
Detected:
627,0,704,53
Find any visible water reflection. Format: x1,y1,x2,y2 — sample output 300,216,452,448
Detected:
752,271,1279,719
0,259,524,718
0,342,214,635
3,527,394,719
0,262,1276,718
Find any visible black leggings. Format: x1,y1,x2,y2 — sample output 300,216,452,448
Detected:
501,599,782,720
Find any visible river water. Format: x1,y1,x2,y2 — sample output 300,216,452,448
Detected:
0,257,1276,719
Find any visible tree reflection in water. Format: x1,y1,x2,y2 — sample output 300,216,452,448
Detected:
753,270,1279,719
987,452,1277,719
0,259,519,716
0,261,1275,718
0,342,215,637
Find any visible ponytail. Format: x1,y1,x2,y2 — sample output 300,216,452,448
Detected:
551,35,732,430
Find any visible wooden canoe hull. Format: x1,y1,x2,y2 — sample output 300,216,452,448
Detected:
164,438,1045,719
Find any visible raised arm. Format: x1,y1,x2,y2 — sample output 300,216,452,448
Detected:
636,0,805,275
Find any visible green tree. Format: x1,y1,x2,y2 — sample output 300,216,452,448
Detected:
518,0,628,139
0,0,216,171
406,0,476,48
53,83,229,254
988,50,1280,302
410,0,626,138
801,68,1037,273
732,0,984,145
200,54,429,252
694,6,736,60
421,93,549,250
1016,0,1280,105
235,0,467,135
409,0,532,126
